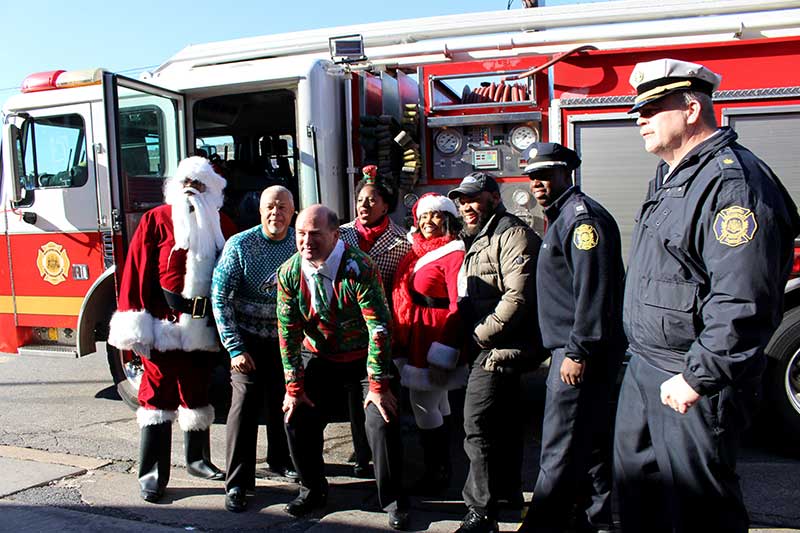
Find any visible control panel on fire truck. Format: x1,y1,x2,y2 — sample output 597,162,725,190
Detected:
431,121,540,179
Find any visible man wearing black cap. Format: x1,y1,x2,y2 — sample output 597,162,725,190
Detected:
616,58,800,532
518,143,625,533
448,172,542,533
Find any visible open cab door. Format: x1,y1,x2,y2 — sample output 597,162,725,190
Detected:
102,72,187,248
79,74,186,404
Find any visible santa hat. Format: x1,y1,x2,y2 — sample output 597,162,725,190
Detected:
413,193,458,226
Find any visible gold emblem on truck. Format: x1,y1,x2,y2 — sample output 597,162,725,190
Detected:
36,242,71,285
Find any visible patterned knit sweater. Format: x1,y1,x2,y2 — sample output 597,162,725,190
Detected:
211,226,296,357
277,243,392,396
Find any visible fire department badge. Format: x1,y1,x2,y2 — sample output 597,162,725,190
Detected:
713,205,757,247
36,242,71,286
573,224,599,251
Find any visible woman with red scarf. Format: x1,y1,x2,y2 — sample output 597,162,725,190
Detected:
392,193,468,494
340,166,410,478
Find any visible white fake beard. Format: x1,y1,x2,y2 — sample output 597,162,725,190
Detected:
171,189,225,259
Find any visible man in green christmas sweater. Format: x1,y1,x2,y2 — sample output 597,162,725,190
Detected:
277,204,410,531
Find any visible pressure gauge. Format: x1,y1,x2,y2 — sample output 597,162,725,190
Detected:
509,125,539,151
403,193,419,209
434,129,463,155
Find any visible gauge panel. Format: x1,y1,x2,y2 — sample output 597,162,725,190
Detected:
434,129,463,155
509,125,539,151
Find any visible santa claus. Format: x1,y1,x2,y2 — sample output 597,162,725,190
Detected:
108,155,234,502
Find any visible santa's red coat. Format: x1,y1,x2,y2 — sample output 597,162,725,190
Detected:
108,204,236,354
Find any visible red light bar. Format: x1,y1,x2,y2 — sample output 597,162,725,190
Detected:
21,70,66,93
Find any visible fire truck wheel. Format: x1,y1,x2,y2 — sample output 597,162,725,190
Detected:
106,344,142,410
764,306,800,451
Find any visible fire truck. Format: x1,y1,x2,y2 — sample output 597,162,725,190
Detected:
3,0,800,444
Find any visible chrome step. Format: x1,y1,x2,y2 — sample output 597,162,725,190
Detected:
18,344,78,358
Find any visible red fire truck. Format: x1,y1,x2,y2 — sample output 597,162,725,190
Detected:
3,0,800,445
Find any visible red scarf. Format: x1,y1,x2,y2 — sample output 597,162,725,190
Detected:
354,216,390,252
391,231,456,350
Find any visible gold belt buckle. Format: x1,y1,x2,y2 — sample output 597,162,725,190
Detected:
191,297,207,319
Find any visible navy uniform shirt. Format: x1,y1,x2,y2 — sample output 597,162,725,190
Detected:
537,186,626,359
624,127,800,395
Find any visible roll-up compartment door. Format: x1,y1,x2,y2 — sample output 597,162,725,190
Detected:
570,114,658,263
724,107,800,207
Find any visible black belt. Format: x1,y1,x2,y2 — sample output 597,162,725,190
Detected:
162,289,210,319
410,289,449,309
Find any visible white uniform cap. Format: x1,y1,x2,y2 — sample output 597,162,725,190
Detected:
628,58,722,113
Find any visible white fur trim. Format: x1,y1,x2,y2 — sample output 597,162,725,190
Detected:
413,239,466,273
152,314,219,353
427,341,460,370
137,407,176,428
178,405,215,431
394,358,469,392
415,194,458,219
153,319,183,352
178,313,220,352
108,310,154,351
182,249,216,299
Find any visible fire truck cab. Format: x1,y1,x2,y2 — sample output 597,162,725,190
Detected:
3,0,800,446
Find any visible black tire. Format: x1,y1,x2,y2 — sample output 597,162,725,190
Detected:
106,343,141,410
764,306,800,448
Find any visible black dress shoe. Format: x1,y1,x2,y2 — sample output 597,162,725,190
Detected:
284,492,327,517
353,463,373,479
225,487,247,513
455,509,498,533
269,463,300,481
140,488,163,503
388,508,410,530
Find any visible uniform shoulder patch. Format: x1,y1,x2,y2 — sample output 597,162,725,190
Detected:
573,223,598,251
713,205,758,247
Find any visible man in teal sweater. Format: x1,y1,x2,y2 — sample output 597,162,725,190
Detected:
211,186,298,513
277,204,410,531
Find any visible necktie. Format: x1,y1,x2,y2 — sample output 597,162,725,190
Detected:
312,272,330,318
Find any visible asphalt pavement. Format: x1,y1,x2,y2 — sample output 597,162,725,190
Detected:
0,347,798,532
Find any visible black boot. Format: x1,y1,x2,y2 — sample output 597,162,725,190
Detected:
139,422,172,502
185,429,225,480
412,423,451,495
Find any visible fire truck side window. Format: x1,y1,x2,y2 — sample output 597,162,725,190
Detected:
120,107,164,178
22,114,88,191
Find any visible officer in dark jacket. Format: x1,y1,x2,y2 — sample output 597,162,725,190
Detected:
615,58,800,533
518,143,626,533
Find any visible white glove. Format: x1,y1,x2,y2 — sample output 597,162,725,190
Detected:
132,342,151,359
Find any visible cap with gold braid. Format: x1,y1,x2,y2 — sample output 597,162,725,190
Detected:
628,58,722,113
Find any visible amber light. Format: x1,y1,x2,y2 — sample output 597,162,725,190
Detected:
21,68,104,93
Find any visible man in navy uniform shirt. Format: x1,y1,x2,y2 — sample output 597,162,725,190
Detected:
518,143,625,533
615,58,800,533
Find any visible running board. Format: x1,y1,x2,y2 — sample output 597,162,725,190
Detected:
18,344,78,358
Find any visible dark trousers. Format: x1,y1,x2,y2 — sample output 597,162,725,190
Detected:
225,333,291,492
285,356,407,512
613,355,750,533
347,382,372,466
527,349,618,530
462,359,522,519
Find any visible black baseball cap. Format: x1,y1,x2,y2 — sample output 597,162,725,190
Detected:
447,172,500,199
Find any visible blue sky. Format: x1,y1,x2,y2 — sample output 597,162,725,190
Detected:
0,0,589,99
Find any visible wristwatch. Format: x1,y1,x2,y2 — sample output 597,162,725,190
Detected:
566,354,584,363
